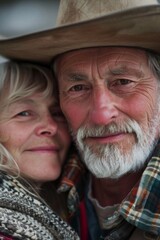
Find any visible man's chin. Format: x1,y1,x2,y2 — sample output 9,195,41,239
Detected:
90,167,132,179
80,145,148,179
86,162,128,179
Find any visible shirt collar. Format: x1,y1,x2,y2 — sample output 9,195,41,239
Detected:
120,141,160,235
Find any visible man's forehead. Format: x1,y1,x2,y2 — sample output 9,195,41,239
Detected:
55,47,147,73
57,47,146,63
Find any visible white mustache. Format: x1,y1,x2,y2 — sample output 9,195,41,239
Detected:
76,118,142,142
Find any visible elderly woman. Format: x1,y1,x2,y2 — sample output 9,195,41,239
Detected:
0,61,79,240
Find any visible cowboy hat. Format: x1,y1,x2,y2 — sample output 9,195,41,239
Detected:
0,0,160,65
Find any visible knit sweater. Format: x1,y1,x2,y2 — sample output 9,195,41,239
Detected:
0,172,79,240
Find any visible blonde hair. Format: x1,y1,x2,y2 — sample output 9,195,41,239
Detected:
0,61,55,175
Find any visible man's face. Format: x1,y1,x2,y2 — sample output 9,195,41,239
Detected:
56,47,160,178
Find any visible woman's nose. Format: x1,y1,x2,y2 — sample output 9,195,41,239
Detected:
36,114,58,136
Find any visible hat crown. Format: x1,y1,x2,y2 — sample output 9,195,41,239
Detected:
56,0,158,26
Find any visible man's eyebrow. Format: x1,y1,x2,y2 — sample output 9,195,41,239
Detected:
66,73,88,81
108,67,144,78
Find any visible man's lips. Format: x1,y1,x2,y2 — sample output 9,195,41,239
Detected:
85,132,129,144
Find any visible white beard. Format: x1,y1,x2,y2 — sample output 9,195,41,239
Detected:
71,117,159,179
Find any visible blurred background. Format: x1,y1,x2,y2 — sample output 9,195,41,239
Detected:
0,0,59,37
0,0,59,62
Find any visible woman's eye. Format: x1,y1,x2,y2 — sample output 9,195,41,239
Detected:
53,111,63,117
52,110,66,122
17,111,30,117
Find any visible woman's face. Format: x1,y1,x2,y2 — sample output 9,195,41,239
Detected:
0,93,71,184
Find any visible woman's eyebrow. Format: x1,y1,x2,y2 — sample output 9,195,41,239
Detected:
10,99,36,107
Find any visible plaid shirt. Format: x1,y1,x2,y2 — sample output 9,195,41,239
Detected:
58,142,160,237
120,142,160,235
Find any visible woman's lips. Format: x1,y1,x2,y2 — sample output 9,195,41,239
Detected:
26,146,59,152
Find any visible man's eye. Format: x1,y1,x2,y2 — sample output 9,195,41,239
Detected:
114,79,132,85
70,85,86,91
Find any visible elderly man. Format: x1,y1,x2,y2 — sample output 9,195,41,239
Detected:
53,1,160,239
1,0,160,239
54,46,160,240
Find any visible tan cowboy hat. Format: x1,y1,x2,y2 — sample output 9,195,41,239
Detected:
0,0,160,65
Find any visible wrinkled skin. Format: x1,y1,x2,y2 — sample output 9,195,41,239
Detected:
56,47,159,156
56,47,160,205
0,93,71,184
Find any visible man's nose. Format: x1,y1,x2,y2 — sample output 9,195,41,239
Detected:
89,87,119,125
36,114,58,136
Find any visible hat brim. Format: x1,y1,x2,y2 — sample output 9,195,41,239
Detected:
0,5,160,65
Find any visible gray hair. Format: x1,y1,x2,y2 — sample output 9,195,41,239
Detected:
0,61,55,176
147,50,160,80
